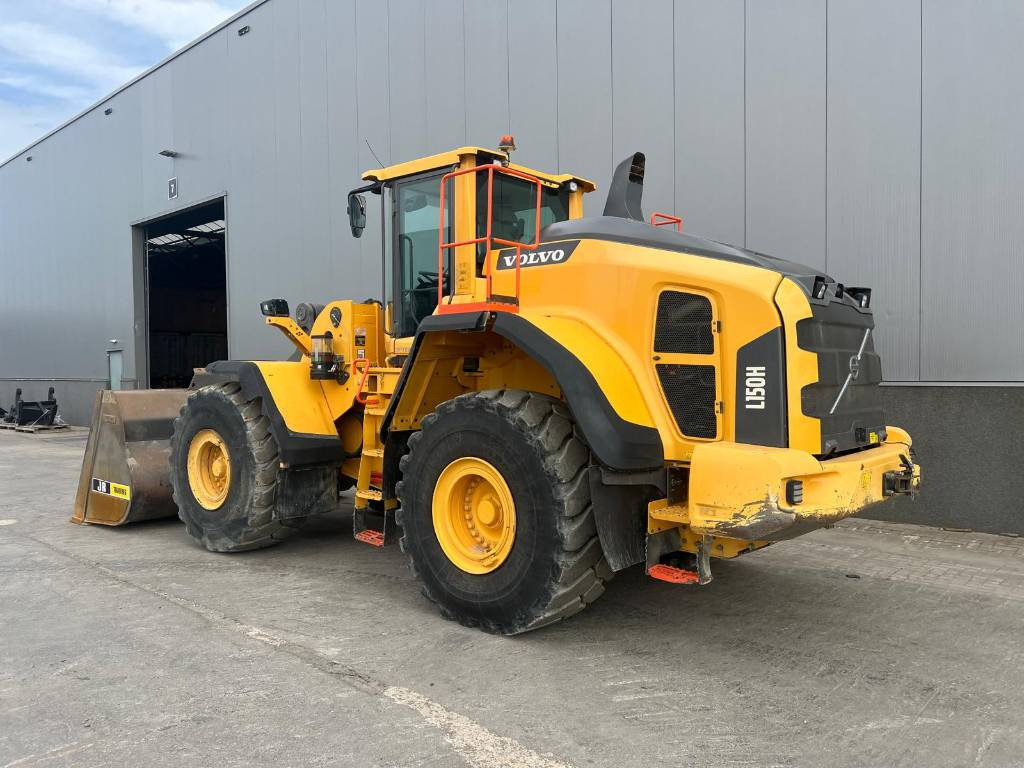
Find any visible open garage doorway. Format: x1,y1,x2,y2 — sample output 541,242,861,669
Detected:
142,200,228,388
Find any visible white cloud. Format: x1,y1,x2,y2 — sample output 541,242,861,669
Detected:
0,98,74,162
0,0,248,159
0,21,142,91
60,0,244,49
0,73,92,103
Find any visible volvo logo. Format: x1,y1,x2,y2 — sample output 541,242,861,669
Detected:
848,354,861,380
829,328,872,415
496,240,579,270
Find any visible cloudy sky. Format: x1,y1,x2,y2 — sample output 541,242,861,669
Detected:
0,0,251,161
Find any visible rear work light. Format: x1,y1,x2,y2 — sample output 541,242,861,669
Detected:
786,480,804,505
812,276,828,300
847,287,872,308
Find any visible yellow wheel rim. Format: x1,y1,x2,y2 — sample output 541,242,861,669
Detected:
432,457,516,574
187,429,232,510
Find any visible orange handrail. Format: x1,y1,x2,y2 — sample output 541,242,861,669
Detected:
353,358,376,405
651,212,683,232
437,162,543,314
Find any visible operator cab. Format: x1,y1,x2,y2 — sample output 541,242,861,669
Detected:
347,145,594,340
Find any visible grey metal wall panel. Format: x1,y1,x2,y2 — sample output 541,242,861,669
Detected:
170,34,231,204
296,0,334,301
672,0,745,245
507,0,558,172
745,0,826,270
920,1,1024,381
355,0,392,306
139,65,176,218
0,139,56,379
611,0,675,217
424,0,466,150
325,0,369,303
269,0,303,295
556,0,613,198
463,0,510,147
224,0,291,359
826,0,921,382
4,97,142,383
388,0,429,163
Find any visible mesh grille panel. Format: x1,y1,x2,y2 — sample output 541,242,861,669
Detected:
656,364,717,438
654,292,714,354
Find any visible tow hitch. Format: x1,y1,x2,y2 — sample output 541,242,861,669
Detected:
883,454,919,497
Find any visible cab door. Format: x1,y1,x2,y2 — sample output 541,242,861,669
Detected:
389,171,451,339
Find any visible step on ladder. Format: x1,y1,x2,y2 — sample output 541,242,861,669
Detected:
352,365,399,547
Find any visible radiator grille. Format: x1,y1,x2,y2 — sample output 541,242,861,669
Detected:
656,364,717,438
654,292,714,354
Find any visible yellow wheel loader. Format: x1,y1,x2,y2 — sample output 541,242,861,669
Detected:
74,142,920,634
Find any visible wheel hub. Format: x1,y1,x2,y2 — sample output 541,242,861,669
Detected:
187,429,232,510
433,457,516,574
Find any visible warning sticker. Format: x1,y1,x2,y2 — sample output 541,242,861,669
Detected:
860,471,872,491
91,477,131,501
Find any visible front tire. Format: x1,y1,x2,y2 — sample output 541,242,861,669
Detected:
169,382,294,552
396,390,611,634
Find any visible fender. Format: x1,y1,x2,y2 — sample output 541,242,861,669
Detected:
192,360,345,467
381,312,664,471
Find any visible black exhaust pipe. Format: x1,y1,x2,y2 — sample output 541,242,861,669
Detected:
603,152,646,221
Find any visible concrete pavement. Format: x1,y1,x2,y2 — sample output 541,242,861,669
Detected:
2,428,1023,767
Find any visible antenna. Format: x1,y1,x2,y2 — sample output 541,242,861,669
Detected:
364,138,386,169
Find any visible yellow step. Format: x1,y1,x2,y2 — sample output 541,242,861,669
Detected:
362,448,384,458
356,489,383,501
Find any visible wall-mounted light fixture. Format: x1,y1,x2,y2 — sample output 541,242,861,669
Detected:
158,149,179,158
237,25,250,36
25,156,32,162
104,107,113,115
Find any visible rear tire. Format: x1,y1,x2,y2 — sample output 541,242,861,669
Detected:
169,382,295,552
396,390,611,634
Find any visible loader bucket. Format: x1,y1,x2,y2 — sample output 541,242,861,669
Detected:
72,389,189,526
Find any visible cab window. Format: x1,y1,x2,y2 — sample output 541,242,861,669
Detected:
476,175,568,273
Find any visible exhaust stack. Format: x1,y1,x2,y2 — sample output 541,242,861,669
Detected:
603,152,646,221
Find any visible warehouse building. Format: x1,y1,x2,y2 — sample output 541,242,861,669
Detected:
1,0,1021,533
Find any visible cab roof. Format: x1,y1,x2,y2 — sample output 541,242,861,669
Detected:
361,146,596,192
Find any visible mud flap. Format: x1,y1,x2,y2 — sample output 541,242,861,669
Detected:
276,466,339,525
72,389,188,526
589,471,644,570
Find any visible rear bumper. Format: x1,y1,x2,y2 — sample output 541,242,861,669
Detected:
686,426,920,542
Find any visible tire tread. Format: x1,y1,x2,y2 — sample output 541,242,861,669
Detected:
169,382,292,552
398,388,612,634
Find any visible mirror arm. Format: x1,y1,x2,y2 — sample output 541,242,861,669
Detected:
348,181,382,196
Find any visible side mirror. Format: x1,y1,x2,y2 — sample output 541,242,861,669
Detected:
348,192,367,238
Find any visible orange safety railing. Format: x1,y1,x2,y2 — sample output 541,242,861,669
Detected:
437,163,543,315
651,212,683,232
352,358,376,405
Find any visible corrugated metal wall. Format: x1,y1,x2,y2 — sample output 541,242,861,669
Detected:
2,0,1023,426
